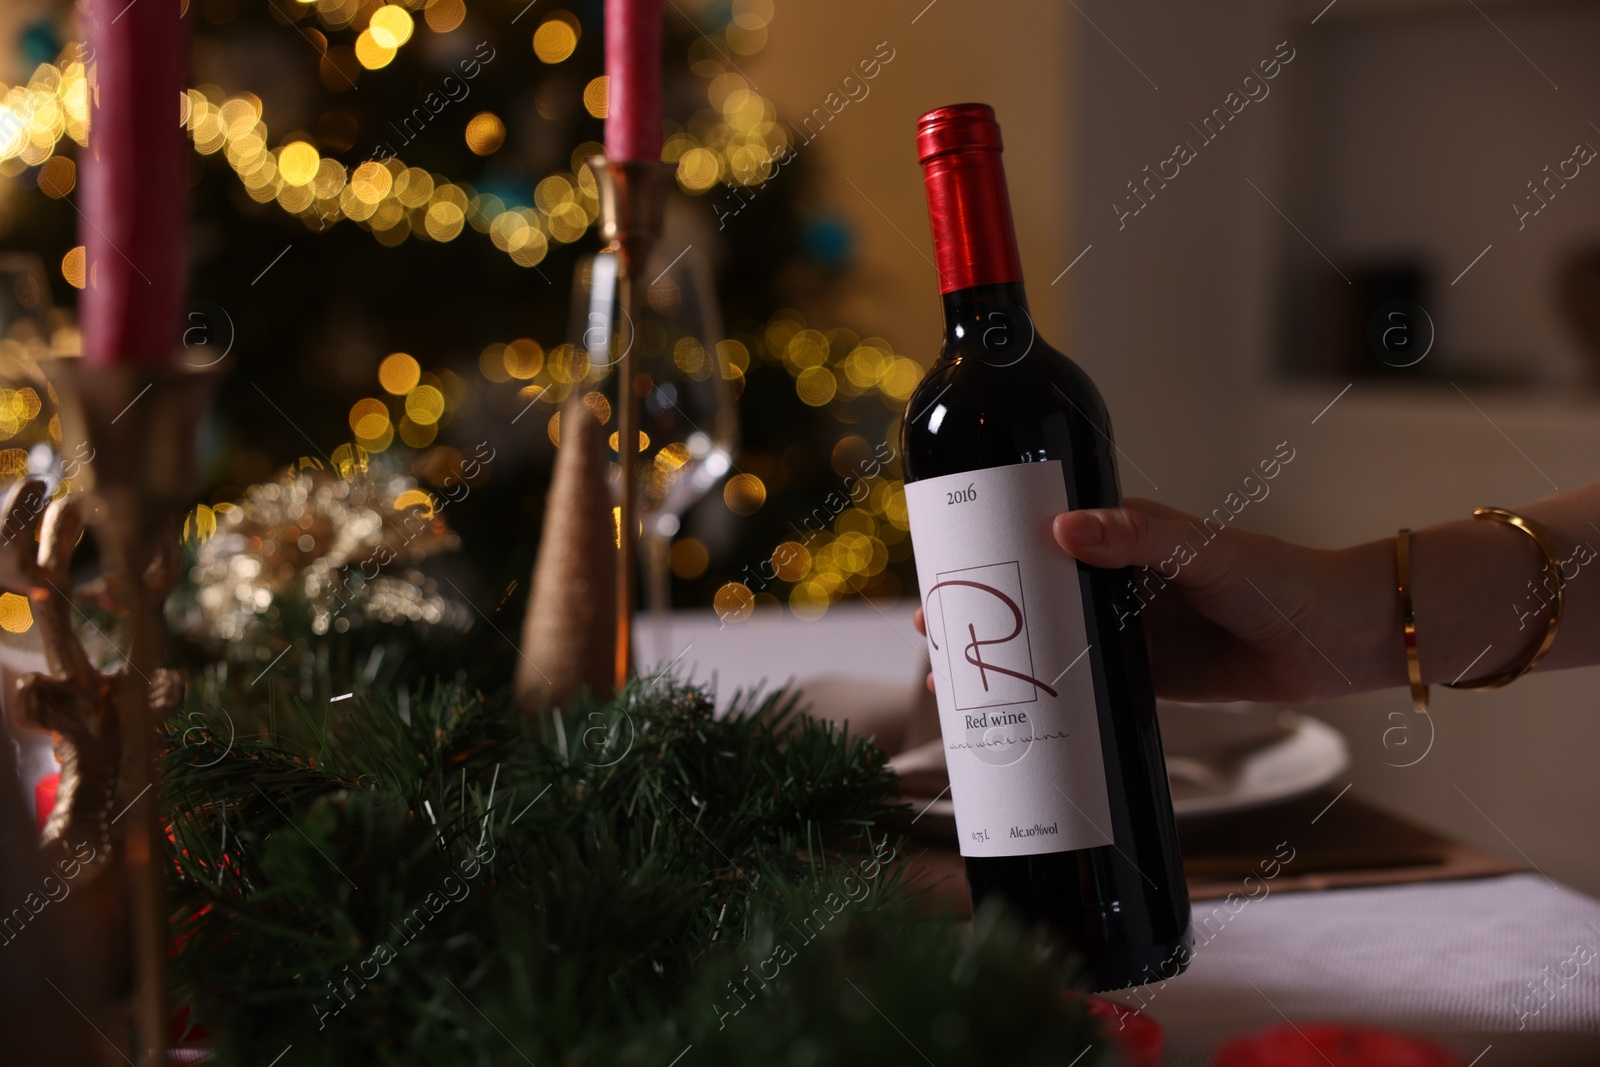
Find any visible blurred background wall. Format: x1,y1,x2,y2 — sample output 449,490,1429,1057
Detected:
751,0,1600,897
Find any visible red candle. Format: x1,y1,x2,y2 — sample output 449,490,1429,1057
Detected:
81,0,187,366
604,0,665,162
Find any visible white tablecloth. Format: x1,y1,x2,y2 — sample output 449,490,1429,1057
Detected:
655,604,1600,1059
1106,872,1600,1062
639,601,928,702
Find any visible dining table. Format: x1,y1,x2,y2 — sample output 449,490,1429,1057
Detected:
652,600,1600,1065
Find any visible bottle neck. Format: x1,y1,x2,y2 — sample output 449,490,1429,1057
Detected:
941,281,1031,338
921,146,1024,296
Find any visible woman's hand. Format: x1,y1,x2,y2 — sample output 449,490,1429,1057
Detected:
915,497,1394,704
914,480,1600,702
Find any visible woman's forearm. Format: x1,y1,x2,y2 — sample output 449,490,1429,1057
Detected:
1332,483,1600,692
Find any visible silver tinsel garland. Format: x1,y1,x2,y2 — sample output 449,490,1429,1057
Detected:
179,465,471,653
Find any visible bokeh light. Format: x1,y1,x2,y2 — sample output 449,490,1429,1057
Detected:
378,352,421,395
795,366,838,407
393,487,436,517
503,338,544,379
368,5,414,48
354,29,397,68
465,112,506,155
61,246,86,289
425,0,466,31
349,397,390,438
723,473,767,515
581,391,612,423
405,385,447,425
533,15,579,63
714,581,755,624
583,76,609,119
608,430,650,453
772,541,810,582
278,141,320,186
676,148,720,192
183,504,218,547
0,592,33,633
37,155,74,198
425,200,466,241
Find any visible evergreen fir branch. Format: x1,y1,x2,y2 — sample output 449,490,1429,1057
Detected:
161,667,1105,1065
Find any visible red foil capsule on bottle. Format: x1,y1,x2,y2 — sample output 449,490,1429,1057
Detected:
916,103,1024,294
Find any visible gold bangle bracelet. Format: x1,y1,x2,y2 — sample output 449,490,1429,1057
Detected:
1395,528,1428,713
1446,506,1565,690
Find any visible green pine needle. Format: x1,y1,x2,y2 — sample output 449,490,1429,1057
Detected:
160,662,1109,1065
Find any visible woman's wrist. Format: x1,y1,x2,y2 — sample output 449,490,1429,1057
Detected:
1410,516,1551,685
1318,538,1408,695
1316,509,1578,701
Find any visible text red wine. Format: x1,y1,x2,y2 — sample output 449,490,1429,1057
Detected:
901,103,1192,992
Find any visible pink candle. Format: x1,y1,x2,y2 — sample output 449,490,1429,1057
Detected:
604,0,665,162
81,0,187,366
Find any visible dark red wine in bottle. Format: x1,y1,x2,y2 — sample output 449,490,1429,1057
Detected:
901,103,1192,991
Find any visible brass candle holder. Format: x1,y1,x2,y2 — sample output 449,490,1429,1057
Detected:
34,360,216,1067
585,157,675,691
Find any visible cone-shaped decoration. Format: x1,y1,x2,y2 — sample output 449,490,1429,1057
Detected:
516,396,617,712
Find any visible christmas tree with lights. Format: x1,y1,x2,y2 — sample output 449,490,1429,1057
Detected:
1,0,923,640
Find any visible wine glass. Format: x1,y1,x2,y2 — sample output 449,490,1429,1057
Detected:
570,242,737,666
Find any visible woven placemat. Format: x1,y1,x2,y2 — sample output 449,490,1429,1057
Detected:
893,786,1523,913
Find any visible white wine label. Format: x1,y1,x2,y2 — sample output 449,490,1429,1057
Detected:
904,461,1115,858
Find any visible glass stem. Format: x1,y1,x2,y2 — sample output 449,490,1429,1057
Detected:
642,526,673,668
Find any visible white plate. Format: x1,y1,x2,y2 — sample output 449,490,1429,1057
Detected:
902,711,1349,829
1166,711,1349,818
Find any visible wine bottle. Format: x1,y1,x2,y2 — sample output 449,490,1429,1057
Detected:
901,103,1192,991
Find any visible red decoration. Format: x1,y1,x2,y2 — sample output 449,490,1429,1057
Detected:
81,0,188,366
1214,1023,1463,1067
168,903,213,1044
1067,993,1163,1067
34,771,59,833
603,0,665,162
168,1002,209,1045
